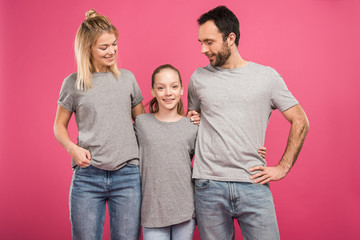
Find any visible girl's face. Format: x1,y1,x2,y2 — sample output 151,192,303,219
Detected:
91,32,117,72
151,69,183,113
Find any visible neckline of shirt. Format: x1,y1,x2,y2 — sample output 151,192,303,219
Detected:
209,61,253,72
151,113,185,124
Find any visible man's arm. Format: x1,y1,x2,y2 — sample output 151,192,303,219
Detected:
249,104,310,184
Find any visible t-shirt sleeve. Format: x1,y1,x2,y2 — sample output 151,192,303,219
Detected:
187,74,200,111
129,73,143,108
270,69,299,112
57,75,76,112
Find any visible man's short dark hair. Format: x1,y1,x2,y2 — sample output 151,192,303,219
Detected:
198,6,240,46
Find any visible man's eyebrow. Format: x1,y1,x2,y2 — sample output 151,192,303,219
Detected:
198,39,212,42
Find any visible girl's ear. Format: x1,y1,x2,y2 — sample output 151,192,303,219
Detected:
180,85,184,95
151,88,156,97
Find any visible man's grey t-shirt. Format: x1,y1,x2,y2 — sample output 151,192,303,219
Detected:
58,69,143,170
188,62,298,182
134,114,198,228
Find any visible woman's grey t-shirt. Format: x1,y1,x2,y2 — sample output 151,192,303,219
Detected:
58,69,143,170
134,114,198,228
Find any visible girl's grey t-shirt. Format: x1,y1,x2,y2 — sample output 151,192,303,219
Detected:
58,69,143,170
188,62,299,182
134,114,198,228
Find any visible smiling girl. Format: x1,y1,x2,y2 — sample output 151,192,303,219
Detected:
134,64,198,240
54,9,144,239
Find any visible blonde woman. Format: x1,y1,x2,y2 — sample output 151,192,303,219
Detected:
54,9,144,239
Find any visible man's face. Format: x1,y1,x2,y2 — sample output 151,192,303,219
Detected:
198,20,231,67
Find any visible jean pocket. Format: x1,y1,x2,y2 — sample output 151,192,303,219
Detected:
194,179,211,190
75,164,93,176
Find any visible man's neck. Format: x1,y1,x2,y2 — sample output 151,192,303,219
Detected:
220,50,248,69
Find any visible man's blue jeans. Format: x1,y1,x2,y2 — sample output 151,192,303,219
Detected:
194,179,280,240
69,164,141,240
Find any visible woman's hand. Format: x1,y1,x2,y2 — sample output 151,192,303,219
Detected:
69,145,91,167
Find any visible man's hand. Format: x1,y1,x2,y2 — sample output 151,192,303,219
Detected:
249,165,288,184
187,110,200,125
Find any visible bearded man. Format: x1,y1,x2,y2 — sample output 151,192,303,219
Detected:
187,6,310,240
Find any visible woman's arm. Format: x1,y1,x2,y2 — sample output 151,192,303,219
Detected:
131,102,145,121
53,105,91,167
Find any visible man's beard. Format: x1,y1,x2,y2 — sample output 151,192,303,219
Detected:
210,43,231,67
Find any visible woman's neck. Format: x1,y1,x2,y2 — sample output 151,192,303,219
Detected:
93,65,110,73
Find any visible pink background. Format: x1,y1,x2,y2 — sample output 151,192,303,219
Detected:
1,0,359,239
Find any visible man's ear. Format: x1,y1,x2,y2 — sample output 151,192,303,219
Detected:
227,32,236,46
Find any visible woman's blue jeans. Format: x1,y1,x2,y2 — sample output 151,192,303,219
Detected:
195,179,280,240
69,164,141,240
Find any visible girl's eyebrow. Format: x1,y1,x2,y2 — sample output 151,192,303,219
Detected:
155,81,180,85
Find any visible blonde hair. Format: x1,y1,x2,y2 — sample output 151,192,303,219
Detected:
149,64,185,116
74,9,120,90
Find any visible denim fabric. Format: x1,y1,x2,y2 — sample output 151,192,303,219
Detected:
142,218,196,240
69,164,141,240
195,179,279,240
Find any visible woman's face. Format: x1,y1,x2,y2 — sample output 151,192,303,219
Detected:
91,32,117,72
151,69,183,113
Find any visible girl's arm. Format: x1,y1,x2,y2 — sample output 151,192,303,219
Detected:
258,146,267,159
53,105,91,167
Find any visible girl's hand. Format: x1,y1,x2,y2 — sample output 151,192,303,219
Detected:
187,110,200,125
69,145,91,167
258,146,267,159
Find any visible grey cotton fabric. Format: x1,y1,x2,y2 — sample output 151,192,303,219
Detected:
134,113,198,228
58,69,143,170
188,62,298,182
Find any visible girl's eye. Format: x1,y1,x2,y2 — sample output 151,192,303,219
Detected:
100,47,107,51
173,86,178,89
157,87,163,90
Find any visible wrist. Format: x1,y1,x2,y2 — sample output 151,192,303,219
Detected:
66,142,77,154
277,162,291,174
